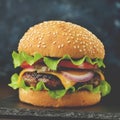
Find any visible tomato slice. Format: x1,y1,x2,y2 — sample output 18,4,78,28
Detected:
21,62,33,69
21,60,97,69
21,59,44,69
58,61,97,69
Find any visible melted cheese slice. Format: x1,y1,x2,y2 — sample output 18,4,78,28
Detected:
96,70,105,80
45,71,76,89
18,69,105,89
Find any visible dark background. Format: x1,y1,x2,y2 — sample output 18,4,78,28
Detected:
0,0,120,104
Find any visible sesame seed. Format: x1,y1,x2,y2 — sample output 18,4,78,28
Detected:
37,44,40,48
42,42,45,45
65,33,67,35
83,48,86,51
89,47,92,50
73,31,76,34
77,45,80,48
52,41,56,44
82,41,85,44
79,49,82,52
68,30,71,33
80,41,83,44
61,44,64,47
96,48,99,51
29,44,32,47
38,41,41,44
66,38,69,40
74,46,77,49
58,45,61,48
96,44,99,47
53,32,56,35
67,41,71,43
62,33,65,36
71,36,74,39
92,51,95,54
73,42,75,45
39,35,43,39
42,45,46,48
75,40,78,43
83,45,85,48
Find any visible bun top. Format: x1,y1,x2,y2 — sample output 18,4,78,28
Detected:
18,20,105,59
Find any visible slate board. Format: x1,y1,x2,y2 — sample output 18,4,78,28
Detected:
0,95,120,120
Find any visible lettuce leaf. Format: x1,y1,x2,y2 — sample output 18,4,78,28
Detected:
12,51,105,70
99,80,111,96
8,73,111,99
43,55,87,70
48,86,76,99
78,80,111,97
12,51,42,68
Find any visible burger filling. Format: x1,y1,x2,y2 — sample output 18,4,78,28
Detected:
9,51,111,99
22,70,101,90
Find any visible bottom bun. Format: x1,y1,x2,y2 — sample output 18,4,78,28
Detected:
19,88,101,107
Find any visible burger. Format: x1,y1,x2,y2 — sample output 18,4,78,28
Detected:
9,20,111,107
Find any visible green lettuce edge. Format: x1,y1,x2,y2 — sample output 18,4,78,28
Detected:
8,73,111,99
12,51,105,70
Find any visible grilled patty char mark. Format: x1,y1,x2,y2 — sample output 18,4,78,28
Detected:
22,72,64,90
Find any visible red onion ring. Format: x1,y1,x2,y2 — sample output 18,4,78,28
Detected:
62,71,94,82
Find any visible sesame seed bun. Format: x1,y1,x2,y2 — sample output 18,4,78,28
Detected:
18,20,105,59
19,88,101,107
17,20,104,107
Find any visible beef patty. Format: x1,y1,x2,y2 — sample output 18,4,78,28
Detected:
22,72,64,90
